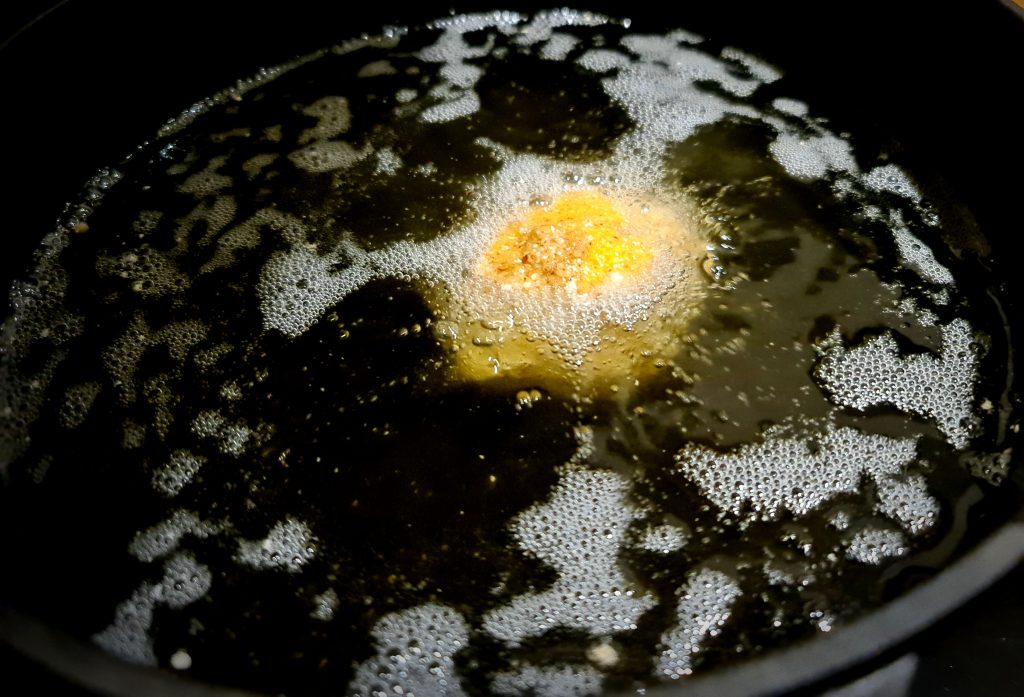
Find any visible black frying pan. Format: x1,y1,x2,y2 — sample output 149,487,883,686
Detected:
2,2,1023,696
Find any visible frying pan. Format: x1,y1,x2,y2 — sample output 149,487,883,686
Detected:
2,1,1023,695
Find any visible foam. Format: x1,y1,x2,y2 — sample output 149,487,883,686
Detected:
874,473,939,536
129,509,221,562
769,132,859,180
288,140,368,173
59,381,101,429
96,245,191,297
865,164,922,202
772,97,809,117
482,465,656,646
236,517,316,572
347,603,469,697
151,450,207,497
675,423,918,521
720,46,782,83
816,319,978,448
540,33,580,61
298,96,352,144
845,527,907,564
310,588,339,621
891,219,955,286
657,568,742,679
638,523,688,553
492,664,603,697
178,156,233,197
93,552,211,666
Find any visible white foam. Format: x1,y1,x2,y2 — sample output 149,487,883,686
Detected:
845,527,907,564
236,518,316,572
769,131,859,180
93,552,211,665
540,33,580,61
129,509,221,562
347,603,469,697
874,473,939,536
720,46,782,83
492,664,603,697
816,319,978,448
311,588,339,621
675,424,918,521
865,164,922,202
151,451,206,496
638,523,688,553
576,49,632,73
482,465,656,646
772,97,809,117
420,91,482,124
657,568,741,679
892,219,955,286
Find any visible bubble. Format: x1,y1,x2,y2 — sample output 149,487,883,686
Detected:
59,381,101,429
151,451,207,497
129,510,221,562
235,518,316,572
816,320,978,448
482,451,656,646
874,473,939,536
288,140,368,173
638,523,688,553
492,664,603,697
657,568,742,679
298,96,352,144
311,588,339,621
769,132,858,180
348,604,469,697
93,552,211,665
675,423,918,521
845,527,907,564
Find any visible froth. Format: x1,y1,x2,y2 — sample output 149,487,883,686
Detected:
482,465,655,645
816,319,978,448
675,424,919,521
348,603,469,697
657,568,742,679
235,517,316,572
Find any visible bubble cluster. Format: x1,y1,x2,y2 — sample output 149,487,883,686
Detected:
816,320,978,448
151,450,206,497
769,132,858,180
297,96,352,144
288,140,368,173
93,552,211,665
638,523,688,554
844,527,908,565
190,409,255,456
675,424,919,521
657,569,742,679
235,517,316,573
347,603,469,697
491,664,603,697
874,473,939,536
58,381,101,430
96,245,191,297
482,466,655,646
891,219,955,286
129,509,221,562
310,588,339,622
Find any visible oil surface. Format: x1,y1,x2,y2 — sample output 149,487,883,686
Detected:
0,10,1019,697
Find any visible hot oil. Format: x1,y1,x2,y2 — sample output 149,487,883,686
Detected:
0,10,1018,697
